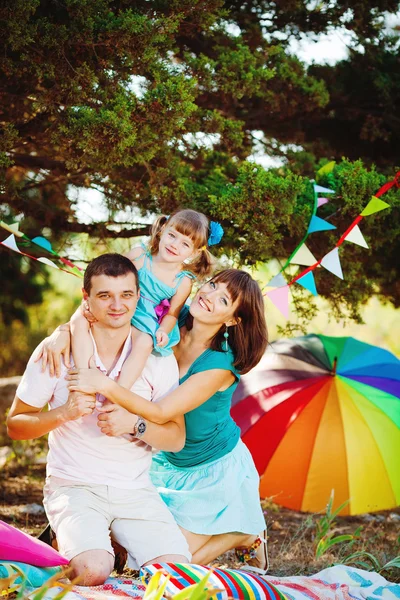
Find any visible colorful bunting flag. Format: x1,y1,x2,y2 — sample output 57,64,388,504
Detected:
316,161,336,177
344,225,368,248
266,272,287,288
262,169,396,319
32,236,55,254
0,221,24,238
317,197,329,207
295,271,318,296
313,184,335,194
307,215,336,234
321,248,344,279
1,234,22,254
266,286,290,318
37,257,60,269
360,196,390,217
290,244,318,267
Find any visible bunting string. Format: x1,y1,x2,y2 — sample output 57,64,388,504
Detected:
0,222,84,278
264,170,399,318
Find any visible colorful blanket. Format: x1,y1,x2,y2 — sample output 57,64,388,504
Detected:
32,566,400,600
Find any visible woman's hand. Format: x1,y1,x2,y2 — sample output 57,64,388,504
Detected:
33,326,71,378
66,358,113,396
97,402,137,437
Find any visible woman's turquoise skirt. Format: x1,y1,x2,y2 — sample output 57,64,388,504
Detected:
150,439,265,535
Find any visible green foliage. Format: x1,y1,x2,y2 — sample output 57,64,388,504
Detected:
340,551,400,575
1,0,399,329
314,491,361,559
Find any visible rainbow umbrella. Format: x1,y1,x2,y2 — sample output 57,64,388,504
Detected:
232,335,400,515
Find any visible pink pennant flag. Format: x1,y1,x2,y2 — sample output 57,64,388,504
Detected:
344,224,368,248
317,197,329,207
266,286,290,319
1,234,22,254
321,247,344,279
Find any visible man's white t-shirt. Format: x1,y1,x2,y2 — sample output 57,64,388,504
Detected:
16,333,179,489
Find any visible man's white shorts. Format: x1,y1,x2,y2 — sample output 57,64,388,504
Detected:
43,476,191,568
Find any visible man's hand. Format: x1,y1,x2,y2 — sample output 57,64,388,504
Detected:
62,391,96,421
97,402,137,437
155,328,169,348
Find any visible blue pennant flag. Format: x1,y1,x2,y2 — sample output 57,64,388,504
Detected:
266,272,286,288
32,236,54,253
296,271,318,296
314,184,335,194
308,216,336,234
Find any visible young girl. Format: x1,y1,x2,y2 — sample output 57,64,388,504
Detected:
71,209,221,391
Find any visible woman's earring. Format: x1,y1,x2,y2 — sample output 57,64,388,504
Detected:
224,326,229,352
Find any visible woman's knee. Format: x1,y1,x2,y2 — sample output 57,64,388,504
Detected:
69,550,114,586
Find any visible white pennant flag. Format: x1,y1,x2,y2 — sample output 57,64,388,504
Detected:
321,247,344,279
290,244,318,267
345,225,368,248
0,221,24,238
38,257,60,270
1,234,22,254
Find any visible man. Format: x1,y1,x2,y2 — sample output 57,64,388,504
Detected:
7,253,190,585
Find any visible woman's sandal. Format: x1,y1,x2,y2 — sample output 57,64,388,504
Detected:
235,528,269,575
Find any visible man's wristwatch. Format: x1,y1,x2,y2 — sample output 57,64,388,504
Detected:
132,417,147,438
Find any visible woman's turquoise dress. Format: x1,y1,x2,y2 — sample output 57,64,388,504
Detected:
150,310,265,535
131,248,195,356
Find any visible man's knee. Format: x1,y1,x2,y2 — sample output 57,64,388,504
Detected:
69,550,114,586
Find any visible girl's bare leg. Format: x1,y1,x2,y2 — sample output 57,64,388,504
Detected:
118,329,153,389
180,527,255,565
70,311,94,368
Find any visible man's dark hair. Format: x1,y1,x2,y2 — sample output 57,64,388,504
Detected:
83,253,139,294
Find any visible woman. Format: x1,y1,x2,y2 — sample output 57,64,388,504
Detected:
44,269,269,571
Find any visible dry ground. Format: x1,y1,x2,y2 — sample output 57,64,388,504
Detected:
1,462,399,582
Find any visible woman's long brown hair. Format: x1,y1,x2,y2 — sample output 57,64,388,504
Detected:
186,269,268,374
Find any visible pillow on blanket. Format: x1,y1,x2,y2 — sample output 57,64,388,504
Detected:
0,561,63,588
140,563,287,600
0,520,69,567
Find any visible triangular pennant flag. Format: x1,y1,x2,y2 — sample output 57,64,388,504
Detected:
69,266,84,278
32,236,54,254
317,161,336,177
290,244,318,267
317,197,329,207
307,215,336,234
1,234,22,254
361,196,390,217
321,247,343,279
344,224,368,248
266,286,290,318
314,184,335,194
37,257,60,270
0,221,24,238
295,271,318,296
266,272,286,288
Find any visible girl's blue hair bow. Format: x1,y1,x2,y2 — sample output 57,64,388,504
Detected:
208,221,224,246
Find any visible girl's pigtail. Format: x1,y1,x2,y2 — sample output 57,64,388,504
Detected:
189,246,215,279
148,215,168,255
